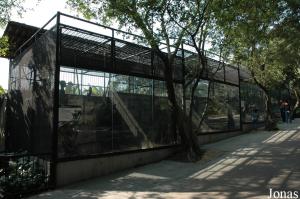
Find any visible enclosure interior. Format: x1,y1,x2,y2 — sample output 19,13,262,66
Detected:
239,70,266,123
184,51,241,133
57,24,181,158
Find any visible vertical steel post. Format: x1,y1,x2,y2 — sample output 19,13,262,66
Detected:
181,43,186,113
223,64,226,82
5,60,13,152
111,30,115,71
237,64,243,131
111,30,115,151
151,49,154,133
51,11,61,188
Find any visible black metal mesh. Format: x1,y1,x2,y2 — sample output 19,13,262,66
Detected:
6,29,56,153
184,52,221,81
0,97,5,152
60,25,183,82
60,25,112,71
187,80,240,133
5,15,247,158
57,69,177,158
152,52,165,79
240,81,266,123
114,39,152,76
225,65,239,85
207,58,225,82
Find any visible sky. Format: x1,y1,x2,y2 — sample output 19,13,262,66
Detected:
0,0,72,89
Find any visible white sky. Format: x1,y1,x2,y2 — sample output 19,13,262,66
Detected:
0,0,72,89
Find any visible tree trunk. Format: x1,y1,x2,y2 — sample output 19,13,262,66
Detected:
250,68,278,131
291,88,299,120
264,92,278,131
162,55,203,161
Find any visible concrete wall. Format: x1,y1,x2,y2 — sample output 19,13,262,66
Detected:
197,122,265,145
197,131,243,145
56,146,179,187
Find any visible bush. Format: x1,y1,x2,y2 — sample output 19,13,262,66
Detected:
0,155,48,198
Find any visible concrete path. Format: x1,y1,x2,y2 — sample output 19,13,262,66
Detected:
30,120,300,199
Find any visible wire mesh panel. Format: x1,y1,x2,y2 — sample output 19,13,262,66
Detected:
6,29,56,153
239,68,252,82
58,67,113,157
153,52,165,79
60,25,112,72
114,39,152,76
186,80,240,133
204,82,240,132
225,65,239,85
152,52,183,82
173,55,183,81
0,97,6,152
57,66,179,158
184,51,226,83
207,58,225,82
240,81,266,123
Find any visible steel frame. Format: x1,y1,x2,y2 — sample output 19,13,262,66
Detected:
11,12,246,188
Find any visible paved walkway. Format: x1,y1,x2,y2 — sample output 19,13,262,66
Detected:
30,120,300,199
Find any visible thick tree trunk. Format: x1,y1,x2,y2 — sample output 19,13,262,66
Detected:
162,55,203,161
177,108,204,161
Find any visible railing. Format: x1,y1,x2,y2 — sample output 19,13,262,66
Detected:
0,152,51,198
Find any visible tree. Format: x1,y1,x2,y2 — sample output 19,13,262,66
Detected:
0,36,8,57
274,0,300,118
0,86,5,114
0,0,29,27
212,0,286,130
0,85,5,95
0,0,41,56
67,0,220,160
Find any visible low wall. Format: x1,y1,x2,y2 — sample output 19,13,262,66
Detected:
242,122,265,132
197,122,266,145
197,131,242,145
56,146,179,187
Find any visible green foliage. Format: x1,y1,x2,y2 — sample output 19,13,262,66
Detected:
0,0,41,56
271,1,300,91
212,0,282,88
212,0,300,92
0,85,5,95
65,81,80,95
83,86,104,96
0,0,26,27
0,36,9,57
91,86,103,96
67,0,209,53
0,155,47,198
